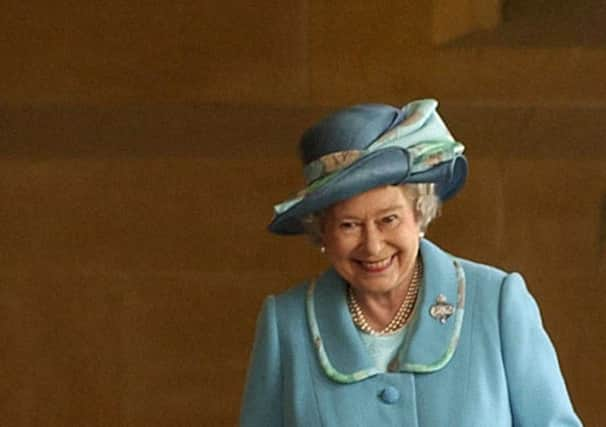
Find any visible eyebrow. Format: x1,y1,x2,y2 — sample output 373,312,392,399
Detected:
375,204,405,215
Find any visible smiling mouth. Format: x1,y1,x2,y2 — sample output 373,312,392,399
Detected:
357,254,395,273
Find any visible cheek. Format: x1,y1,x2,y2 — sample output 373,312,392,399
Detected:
403,212,421,235
323,230,357,261
394,221,421,252
326,237,353,259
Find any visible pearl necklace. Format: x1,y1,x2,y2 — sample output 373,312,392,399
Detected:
347,258,423,336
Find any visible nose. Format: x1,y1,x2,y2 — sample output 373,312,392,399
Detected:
361,223,384,255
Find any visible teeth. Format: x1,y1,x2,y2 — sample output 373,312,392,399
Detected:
361,256,392,269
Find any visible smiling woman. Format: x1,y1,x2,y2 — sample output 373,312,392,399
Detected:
322,185,423,335
240,100,582,426
322,186,422,328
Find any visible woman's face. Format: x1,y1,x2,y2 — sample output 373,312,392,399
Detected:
321,185,421,296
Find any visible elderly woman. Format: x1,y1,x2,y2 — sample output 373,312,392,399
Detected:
240,100,581,426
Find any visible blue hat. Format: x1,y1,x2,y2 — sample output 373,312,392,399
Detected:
268,99,468,235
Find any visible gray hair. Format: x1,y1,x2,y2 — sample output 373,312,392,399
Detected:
301,183,441,245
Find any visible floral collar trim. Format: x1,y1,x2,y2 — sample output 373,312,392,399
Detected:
305,240,466,384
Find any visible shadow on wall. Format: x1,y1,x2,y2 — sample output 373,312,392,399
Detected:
451,0,606,47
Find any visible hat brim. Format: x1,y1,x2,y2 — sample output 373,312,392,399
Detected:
268,147,467,235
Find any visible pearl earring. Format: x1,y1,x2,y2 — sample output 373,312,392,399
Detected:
320,245,326,254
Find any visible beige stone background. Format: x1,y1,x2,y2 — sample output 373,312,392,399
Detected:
1,0,605,426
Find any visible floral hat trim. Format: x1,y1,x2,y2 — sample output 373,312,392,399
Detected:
273,138,464,216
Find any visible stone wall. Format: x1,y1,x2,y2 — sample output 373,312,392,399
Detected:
1,1,604,425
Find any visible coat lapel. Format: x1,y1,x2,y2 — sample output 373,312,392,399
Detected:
392,239,466,372
306,239,466,383
306,268,380,383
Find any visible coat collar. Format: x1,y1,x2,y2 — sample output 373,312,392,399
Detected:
306,239,466,383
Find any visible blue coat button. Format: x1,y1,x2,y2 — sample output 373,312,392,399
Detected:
379,386,400,404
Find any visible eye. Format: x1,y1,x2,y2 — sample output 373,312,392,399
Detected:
339,221,359,232
381,214,399,227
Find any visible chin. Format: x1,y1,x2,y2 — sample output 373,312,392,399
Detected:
353,277,400,294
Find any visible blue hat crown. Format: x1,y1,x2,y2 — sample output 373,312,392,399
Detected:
299,104,404,167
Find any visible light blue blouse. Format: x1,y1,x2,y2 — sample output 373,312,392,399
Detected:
359,328,407,372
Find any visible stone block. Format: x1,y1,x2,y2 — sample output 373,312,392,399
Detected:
0,271,124,426
428,157,505,266
500,159,605,277
0,1,308,105
309,0,432,106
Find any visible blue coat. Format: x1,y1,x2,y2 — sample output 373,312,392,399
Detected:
240,240,582,426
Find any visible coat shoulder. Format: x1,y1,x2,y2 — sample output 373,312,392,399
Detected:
274,280,308,308
422,240,511,295
457,256,508,281
454,256,513,300
270,280,310,332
